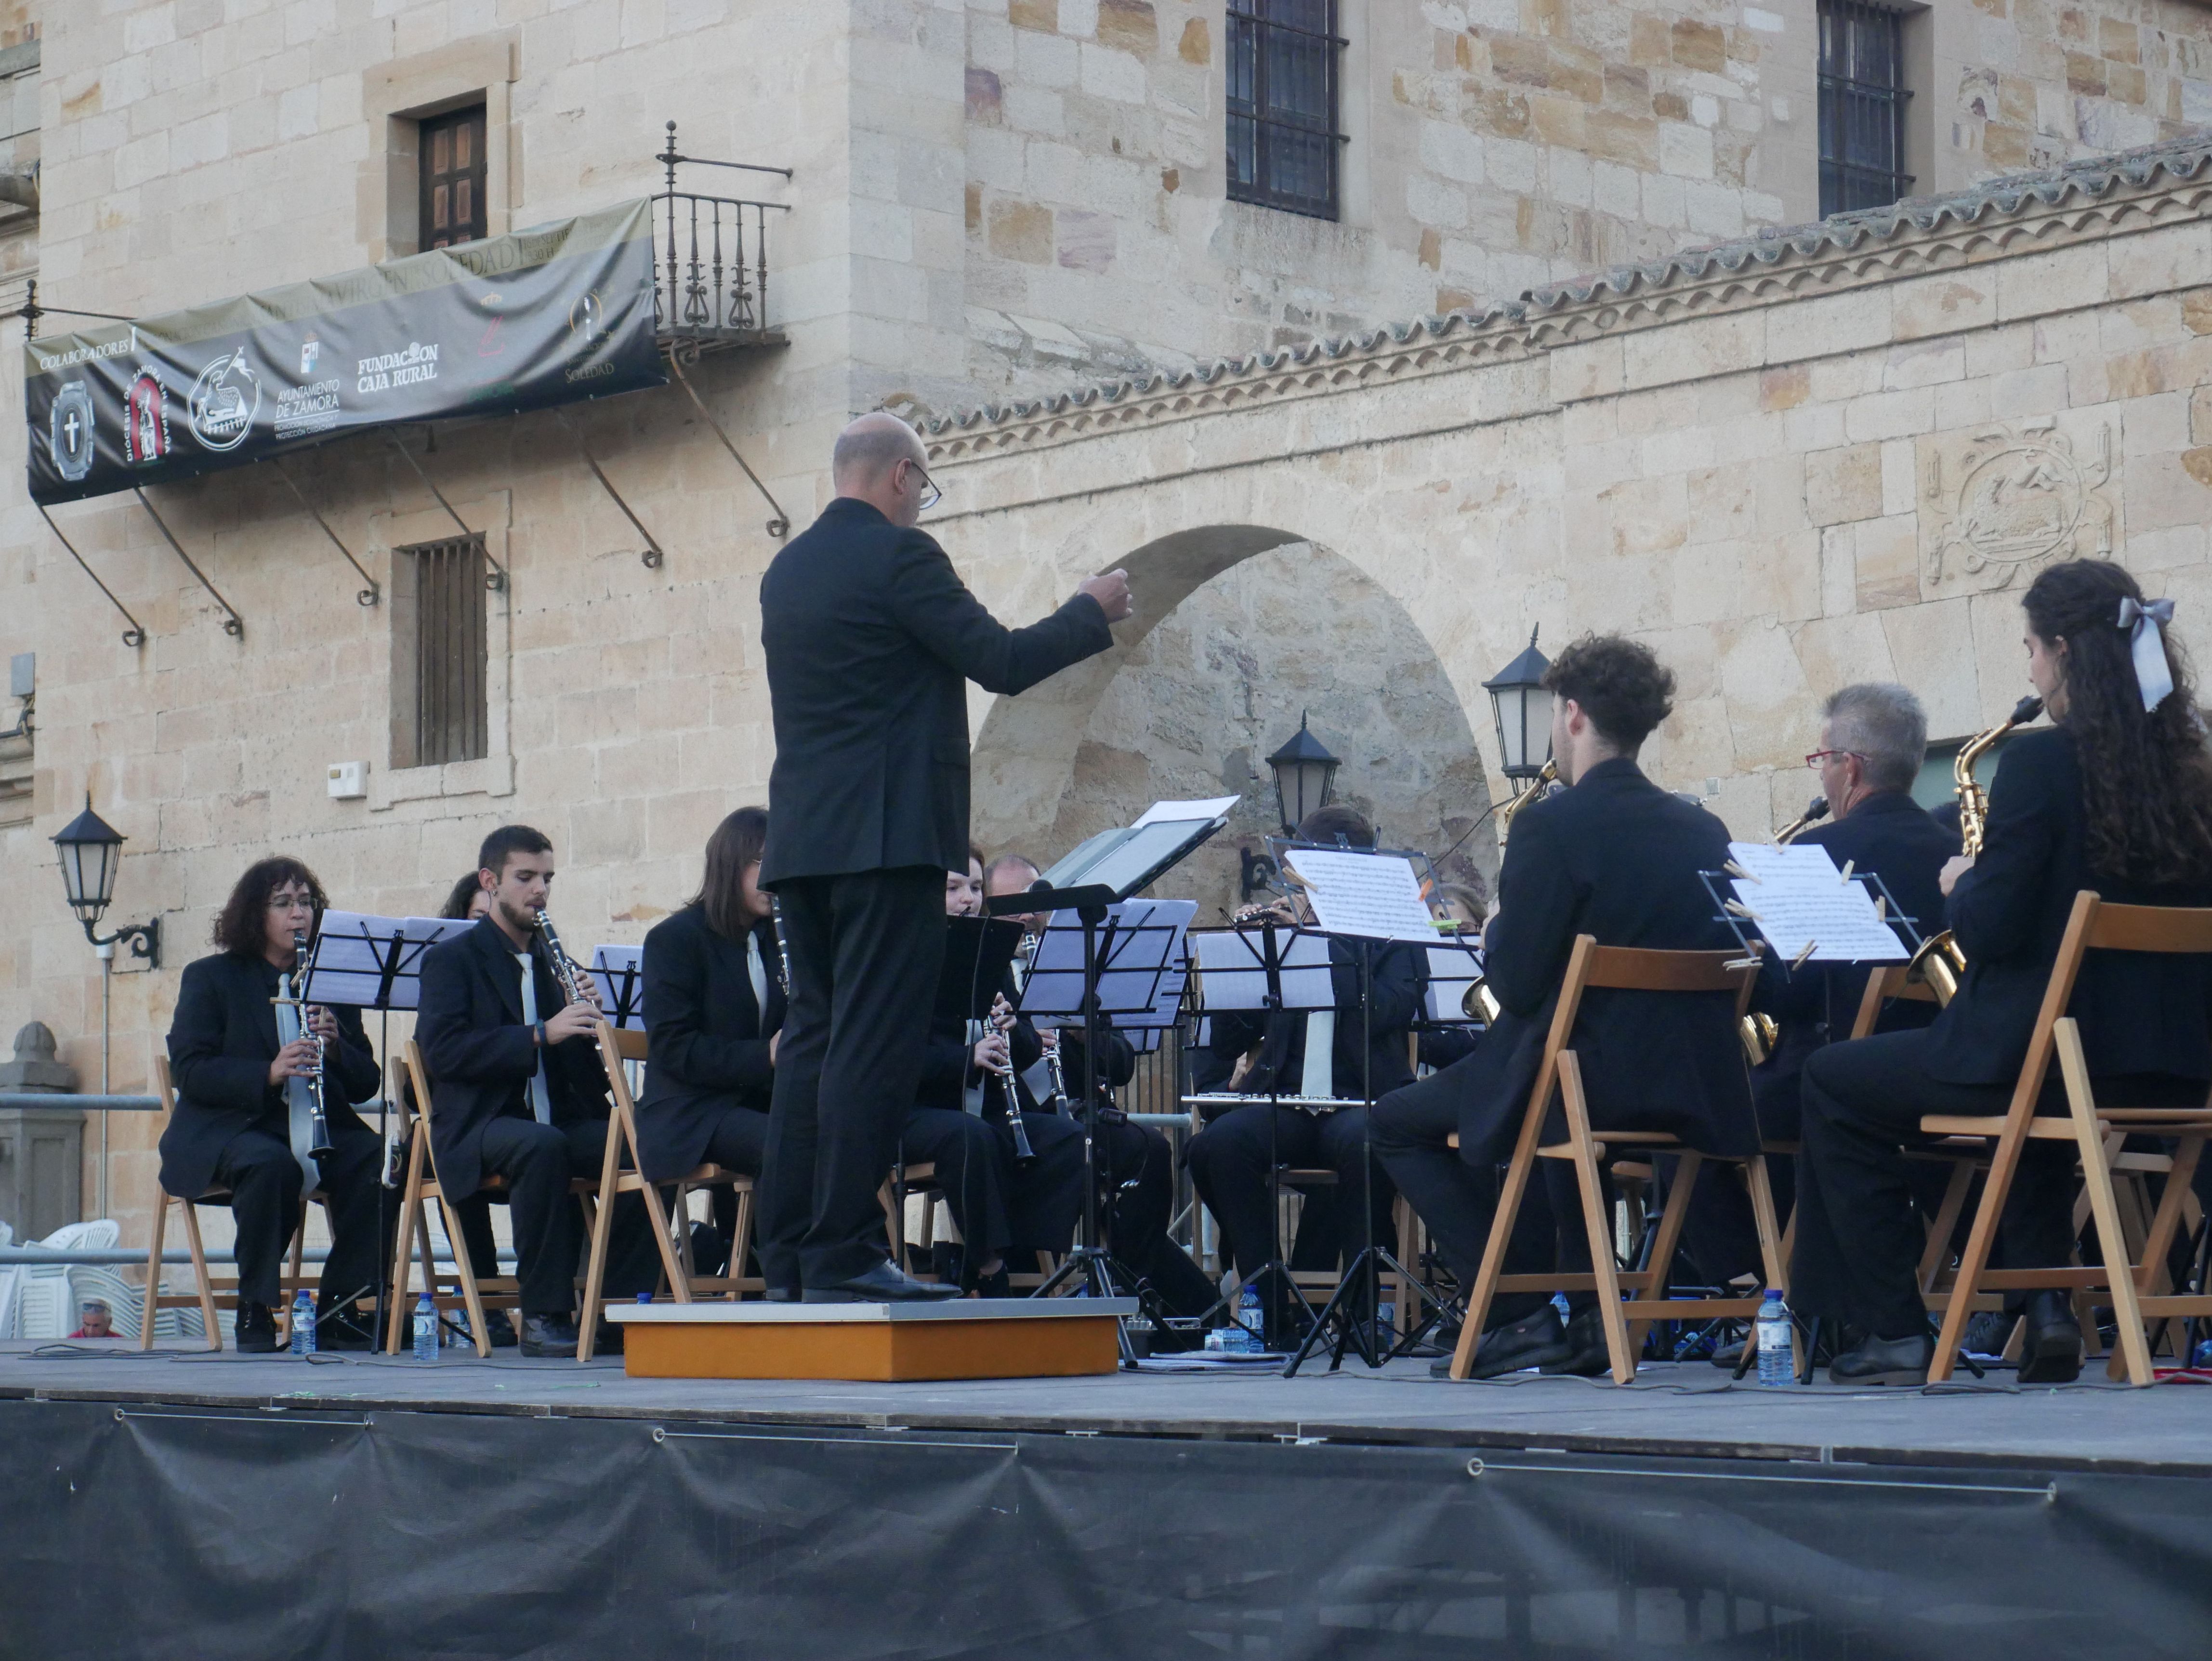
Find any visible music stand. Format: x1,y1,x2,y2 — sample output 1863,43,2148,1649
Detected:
297,911,473,1351
588,945,647,1031
986,806,1224,1360
1265,844,1456,1377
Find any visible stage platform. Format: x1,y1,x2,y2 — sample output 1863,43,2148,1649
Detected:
4,1341,2209,1658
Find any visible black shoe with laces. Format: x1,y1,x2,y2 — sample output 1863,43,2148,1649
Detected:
234,1300,279,1354
520,1314,581,1358
2015,1290,2083,1384
1827,1331,1933,1387
1540,1306,1613,1377
1430,1306,1571,1379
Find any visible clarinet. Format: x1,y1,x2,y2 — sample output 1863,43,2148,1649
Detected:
286,930,334,1160
1042,1035,1072,1116
769,896,792,994
531,910,591,1007
998,1062,1038,1170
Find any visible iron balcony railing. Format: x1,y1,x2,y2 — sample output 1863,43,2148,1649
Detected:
654,122,791,354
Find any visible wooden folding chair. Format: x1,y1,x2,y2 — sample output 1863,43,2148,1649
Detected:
1449,937,1784,1384
576,1021,738,1362
384,1039,535,1358
139,1056,319,1351
1924,892,2212,1385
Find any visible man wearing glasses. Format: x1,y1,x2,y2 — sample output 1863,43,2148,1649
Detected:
755,412,1132,1303
1687,683,1962,1293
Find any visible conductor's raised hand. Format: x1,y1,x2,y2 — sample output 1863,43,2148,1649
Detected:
1077,569,1132,623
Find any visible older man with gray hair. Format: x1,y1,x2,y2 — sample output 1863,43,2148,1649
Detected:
1685,682,1961,1298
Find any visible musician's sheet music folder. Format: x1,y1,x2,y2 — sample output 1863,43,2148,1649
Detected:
301,913,473,1009
1029,800,1231,904
1020,898,1194,1024
1725,842,1909,962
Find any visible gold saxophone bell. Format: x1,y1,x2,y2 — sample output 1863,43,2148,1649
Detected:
1740,1010,1779,1067
1463,977,1501,1024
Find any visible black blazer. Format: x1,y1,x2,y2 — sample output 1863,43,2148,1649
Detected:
1441,757,1754,1159
415,917,611,1199
159,951,380,1200
636,905,785,1180
758,497,1114,884
1924,726,2212,1085
1206,937,1425,1114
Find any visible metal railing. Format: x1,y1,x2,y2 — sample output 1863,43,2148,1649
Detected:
654,122,790,353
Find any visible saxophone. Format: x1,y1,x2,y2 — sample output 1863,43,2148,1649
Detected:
1741,796,1832,1064
1463,761,1563,1023
1903,694,2044,1006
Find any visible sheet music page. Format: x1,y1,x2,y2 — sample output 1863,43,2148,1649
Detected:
1132,795,1239,828
1282,848,1437,941
1725,842,1908,963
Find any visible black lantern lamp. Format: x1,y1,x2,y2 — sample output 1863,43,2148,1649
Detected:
53,795,160,966
1482,626,1554,789
1265,711,1340,835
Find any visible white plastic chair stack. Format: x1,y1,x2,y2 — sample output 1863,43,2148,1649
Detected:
0,1220,204,1342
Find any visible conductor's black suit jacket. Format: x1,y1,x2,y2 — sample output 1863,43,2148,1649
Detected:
1924,725,2212,1086
1425,757,1755,1162
637,905,785,1180
415,917,612,1199
757,497,1114,883
160,951,381,1200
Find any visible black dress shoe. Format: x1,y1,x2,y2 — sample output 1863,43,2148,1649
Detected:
1430,1307,1571,1379
2016,1290,2083,1384
802,1262,964,1303
1540,1306,1613,1377
316,1306,375,1351
763,1286,800,1304
483,1309,519,1348
519,1314,581,1358
1827,1331,1932,1387
235,1301,279,1354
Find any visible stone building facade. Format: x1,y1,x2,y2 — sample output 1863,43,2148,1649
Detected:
0,1,2207,1239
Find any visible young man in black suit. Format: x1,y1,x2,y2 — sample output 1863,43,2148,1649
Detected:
1184,804,1428,1332
1371,634,1752,1378
162,858,387,1351
415,825,658,1357
756,411,1132,1302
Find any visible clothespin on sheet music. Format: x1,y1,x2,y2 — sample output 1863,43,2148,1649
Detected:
1790,940,1818,971
1837,859,1855,884
1873,895,1886,920
1725,899,1762,923
1725,860,1760,883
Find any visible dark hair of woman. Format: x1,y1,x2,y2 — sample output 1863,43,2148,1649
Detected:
439,871,484,921
2022,558,2212,887
211,857,328,955
693,806,770,940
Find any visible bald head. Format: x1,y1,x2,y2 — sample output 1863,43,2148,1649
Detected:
831,412,931,527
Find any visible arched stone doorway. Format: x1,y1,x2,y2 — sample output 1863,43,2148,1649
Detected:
971,525,1494,916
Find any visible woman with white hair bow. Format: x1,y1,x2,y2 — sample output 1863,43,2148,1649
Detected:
1793,557,2212,1388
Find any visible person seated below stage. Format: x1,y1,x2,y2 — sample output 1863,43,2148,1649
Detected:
982,852,1219,1318
638,807,786,1272
1371,633,1751,1379
1682,683,1959,1294
1796,561,2212,1387
416,825,660,1358
161,857,389,1352
895,848,1087,1295
1184,804,1427,1337
1421,879,1490,1072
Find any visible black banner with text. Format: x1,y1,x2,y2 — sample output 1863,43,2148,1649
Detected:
24,198,664,505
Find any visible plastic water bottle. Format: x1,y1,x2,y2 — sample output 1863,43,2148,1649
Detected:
1755,1290,1793,1386
289,1290,316,1356
412,1293,439,1362
1235,1284,1265,1354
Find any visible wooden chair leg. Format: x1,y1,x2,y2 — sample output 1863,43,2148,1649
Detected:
287,1211,309,1307
636,1179,689,1307
1929,1112,2033,1384
440,1196,495,1360
732,1186,756,1301
139,1194,169,1352
1450,1077,1551,1381
1627,1151,1699,1355
1558,1055,1635,1384
2054,1028,2154,1386
385,1133,427,1354
1916,1160,1975,1293
178,1199,222,1353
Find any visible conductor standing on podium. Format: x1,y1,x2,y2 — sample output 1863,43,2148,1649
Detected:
758,412,1132,1301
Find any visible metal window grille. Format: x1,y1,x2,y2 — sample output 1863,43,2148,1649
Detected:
400,536,488,768
1817,0,1913,216
1226,0,1345,221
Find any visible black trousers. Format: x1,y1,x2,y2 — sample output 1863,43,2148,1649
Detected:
761,867,947,1289
899,1108,1085,1268
1369,1072,1573,1326
1094,1114,1217,1318
1185,1105,1397,1282
1795,1028,2204,1339
701,1105,771,1247
471,1116,657,1315
211,1124,384,1311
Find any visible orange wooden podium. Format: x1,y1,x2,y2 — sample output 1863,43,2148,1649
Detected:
608,1298,1136,1382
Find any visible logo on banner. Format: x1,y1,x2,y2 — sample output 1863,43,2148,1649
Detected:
300,335,320,376
50,381,95,482
356,342,440,394
569,290,603,346
188,349,261,451
126,367,172,465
